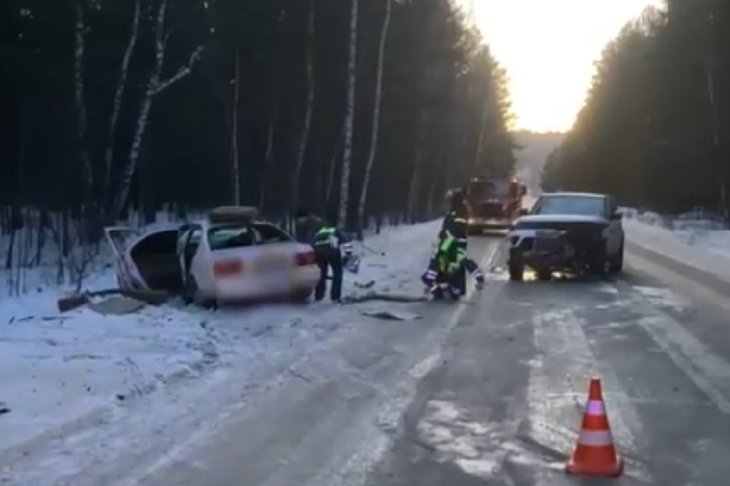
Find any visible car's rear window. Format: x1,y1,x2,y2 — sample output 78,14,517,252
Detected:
253,223,292,244
208,225,256,250
533,196,605,216
207,223,292,250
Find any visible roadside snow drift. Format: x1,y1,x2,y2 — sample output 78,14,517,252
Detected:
0,220,443,464
622,208,730,283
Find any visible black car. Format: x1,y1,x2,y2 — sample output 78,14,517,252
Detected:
506,192,625,281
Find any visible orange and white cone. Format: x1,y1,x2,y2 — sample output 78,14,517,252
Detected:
566,378,623,477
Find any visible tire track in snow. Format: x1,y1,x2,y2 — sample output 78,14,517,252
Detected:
302,241,502,486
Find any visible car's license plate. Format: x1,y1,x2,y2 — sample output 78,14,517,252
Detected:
534,237,563,253
256,254,290,273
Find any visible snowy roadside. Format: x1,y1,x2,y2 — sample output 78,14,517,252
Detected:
0,220,441,465
622,208,730,283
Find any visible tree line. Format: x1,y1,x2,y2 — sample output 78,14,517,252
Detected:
1,0,516,238
543,0,730,216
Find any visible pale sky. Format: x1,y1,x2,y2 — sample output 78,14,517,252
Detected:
469,0,661,133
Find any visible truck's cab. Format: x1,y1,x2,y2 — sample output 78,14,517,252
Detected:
465,176,527,234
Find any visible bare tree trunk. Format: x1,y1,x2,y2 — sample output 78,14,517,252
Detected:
290,1,316,217
74,2,93,197
339,0,359,227
473,88,491,172
259,108,278,213
104,0,141,204
357,0,391,239
406,114,427,223
34,210,47,266
231,47,241,205
326,121,346,210
111,0,203,219
427,136,447,217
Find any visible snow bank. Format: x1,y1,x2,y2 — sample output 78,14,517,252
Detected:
0,298,217,457
0,220,442,463
622,208,730,283
345,220,441,297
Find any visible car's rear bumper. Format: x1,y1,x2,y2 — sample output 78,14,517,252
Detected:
212,265,321,302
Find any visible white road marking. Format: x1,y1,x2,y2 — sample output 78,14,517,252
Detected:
637,314,730,415
528,307,653,483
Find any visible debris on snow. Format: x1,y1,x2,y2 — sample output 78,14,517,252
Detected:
57,288,170,313
87,296,146,316
343,292,429,304
361,309,422,321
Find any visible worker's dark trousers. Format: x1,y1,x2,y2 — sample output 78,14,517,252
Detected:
315,246,343,302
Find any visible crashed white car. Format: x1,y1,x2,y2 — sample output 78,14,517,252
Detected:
105,207,320,306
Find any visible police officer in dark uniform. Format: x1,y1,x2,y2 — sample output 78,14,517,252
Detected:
311,212,353,302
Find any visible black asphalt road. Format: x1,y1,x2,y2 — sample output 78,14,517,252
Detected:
9,235,730,486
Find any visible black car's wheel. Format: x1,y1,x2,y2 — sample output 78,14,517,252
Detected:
611,242,624,273
589,244,609,276
508,261,524,282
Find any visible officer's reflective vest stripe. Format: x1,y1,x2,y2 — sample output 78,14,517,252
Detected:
315,227,352,255
314,227,336,246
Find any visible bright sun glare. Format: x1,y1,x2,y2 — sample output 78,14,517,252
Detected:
469,0,661,133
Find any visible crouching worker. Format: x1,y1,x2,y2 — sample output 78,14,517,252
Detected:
421,231,485,300
312,213,353,303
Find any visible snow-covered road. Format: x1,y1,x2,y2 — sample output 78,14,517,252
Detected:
4,212,730,485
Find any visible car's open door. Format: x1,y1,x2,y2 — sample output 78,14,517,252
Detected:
104,226,139,259
177,224,203,287
104,226,140,290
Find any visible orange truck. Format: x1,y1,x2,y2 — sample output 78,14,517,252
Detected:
465,175,527,234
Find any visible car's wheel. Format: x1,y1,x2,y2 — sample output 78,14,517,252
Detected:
291,287,313,303
185,276,217,309
611,242,624,273
182,276,197,305
589,244,609,276
508,261,524,282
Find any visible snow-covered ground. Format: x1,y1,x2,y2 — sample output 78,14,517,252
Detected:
623,207,730,283
0,220,442,473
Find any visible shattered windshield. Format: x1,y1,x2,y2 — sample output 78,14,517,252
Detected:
532,196,606,217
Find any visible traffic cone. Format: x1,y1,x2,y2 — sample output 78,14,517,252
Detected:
566,378,623,477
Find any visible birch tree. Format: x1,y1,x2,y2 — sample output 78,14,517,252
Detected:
231,47,241,205
357,0,391,238
290,0,316,216
339,0,359,226
73,2,93,197
103,0,141,201
111,0,204,219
